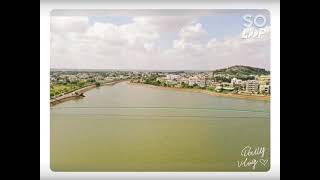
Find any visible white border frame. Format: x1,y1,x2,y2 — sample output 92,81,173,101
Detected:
41,1,280,179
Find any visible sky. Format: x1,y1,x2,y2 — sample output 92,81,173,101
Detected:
50,10,270,70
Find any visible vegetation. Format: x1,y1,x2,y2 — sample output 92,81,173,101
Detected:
180,82,188,88
143,74,161,86
212,65,270,82
207,86,216,91
213,65,269,76
87,79,96,83
50,81,90,99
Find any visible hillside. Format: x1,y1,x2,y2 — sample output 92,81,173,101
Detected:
212,65,270,81
213,65,269,75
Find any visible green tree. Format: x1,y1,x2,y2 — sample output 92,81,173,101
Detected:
207,86,215,91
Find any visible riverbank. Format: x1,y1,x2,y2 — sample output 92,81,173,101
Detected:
128,82,270,101
51,80,270,106
50,80,125,106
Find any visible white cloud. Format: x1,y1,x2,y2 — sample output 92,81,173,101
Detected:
178,23,208,42
51,16,89,33
132,16,198,32
204,28,270,69
170,22,208,56
51,16,270,70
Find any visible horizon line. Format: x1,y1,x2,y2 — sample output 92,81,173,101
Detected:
50,66,270,72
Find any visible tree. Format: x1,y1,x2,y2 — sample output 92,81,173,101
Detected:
207,86,215,91
88,79,96,83
181,82,188,88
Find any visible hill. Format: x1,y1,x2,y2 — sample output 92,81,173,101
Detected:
212,65,270,81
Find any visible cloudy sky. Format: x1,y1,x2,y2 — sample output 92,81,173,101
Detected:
51,10,270,70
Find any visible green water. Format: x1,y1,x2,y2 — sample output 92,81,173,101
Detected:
50,82,270,171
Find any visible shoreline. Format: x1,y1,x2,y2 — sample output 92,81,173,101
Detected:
128,82,270,101
50,80,270,107
50,80,125,106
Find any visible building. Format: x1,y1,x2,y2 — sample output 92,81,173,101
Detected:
206,79,215,87
104,77,115,81
95,75,104,81
231,78,242,86
259,85,271,94
257,75,270,85
223,87,235,91
166,80,178,86
166,74,181,80
246,80,259,92
215,86,223,92
188,77,197,86
179,78,189,84
196,80,206,88
50,77,56,82
188,77,206,87
241,81,247,90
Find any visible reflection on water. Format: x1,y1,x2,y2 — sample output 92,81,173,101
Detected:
51,82,270,171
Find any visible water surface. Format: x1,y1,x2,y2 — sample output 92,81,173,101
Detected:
51,82,270,171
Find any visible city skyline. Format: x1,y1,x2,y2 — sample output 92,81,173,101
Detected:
50,65,270,72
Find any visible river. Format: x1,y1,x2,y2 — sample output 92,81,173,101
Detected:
50,82,270,171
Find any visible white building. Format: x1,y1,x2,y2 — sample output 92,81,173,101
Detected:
196,80,206,88
187,77,206,87
206,79,215,87
166,74,181,80
246,80,259,92
78,73,89,79
179,78,189,84
50,77,56,82
104,77,115,81
259,85,271,94
188,77,197,86
257,75,271,85
215,86,223,92
95,75,104,81
166,80,178,85
231,78,242,86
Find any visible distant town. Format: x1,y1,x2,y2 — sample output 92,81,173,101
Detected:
50,65,270,100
